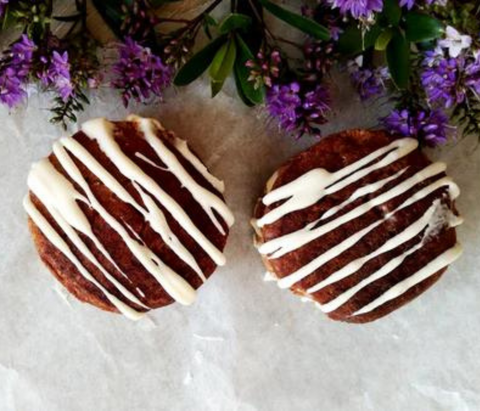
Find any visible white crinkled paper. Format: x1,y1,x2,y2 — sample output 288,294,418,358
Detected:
0,43,480,411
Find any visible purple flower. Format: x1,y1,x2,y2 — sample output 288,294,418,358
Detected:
266,82,330,139
383,108,452,146
400,0,447,8
350,63,389,100
39,51,74,101
0,68,26,107
329,0,383,19
267,82,302,133
421,52,465,109
0,34,36,108
112,37,173,107
465,54,480,95
0,0,8,17
399,0,415,8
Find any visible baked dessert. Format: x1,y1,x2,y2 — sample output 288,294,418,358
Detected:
24,115,234,320
252,129,463,323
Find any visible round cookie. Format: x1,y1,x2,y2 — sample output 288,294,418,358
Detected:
253,129,463,323
25,115,234,320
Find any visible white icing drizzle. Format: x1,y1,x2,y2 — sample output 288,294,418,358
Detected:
353,243,463,316
132,116,234,235
135,152,169,172
81,118,230,266
316,202,461,314
25,116,232,318
23,195,144,321
259,162,448,259
320,167,408,220
59,137,204,278
257,137,463,316
257,138,418,227
172,136,225,194
275,178,458,290
51,143,197,305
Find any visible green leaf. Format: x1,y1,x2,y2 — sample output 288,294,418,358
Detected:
338,24,382,55
234,35,265,105
234,70,255,107
375,28,393,51
209,38,237,97
259,0,330,40
404,12,444,42
204,14,218,26
383,0,401,26
219,13,252,34
387,29,410,89
174,35,227,86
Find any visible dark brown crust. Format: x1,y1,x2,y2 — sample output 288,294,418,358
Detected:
28,120,229,315
253,129,459,323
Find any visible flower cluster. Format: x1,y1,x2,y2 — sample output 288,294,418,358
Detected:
329,0,383,19
266,82,330,139
0,0,479,148
39,51,74,102
0,35,36,108
246,49,281,89
383,109,451,146
349,59,389,100
112,37,173,107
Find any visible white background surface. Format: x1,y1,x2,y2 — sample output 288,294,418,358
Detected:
0,63,479,410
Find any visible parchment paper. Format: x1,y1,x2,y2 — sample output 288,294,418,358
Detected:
1,62,480,410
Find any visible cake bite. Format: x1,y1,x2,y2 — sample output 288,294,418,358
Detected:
253,129,463,323
25,115,234,320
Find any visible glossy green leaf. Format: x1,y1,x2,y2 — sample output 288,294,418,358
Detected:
375,28,393,51
234,35,265,105
387,29,410,89
259,0,330,40
383,0,401,26
174,35,227,86
338,24,382,55
404,12,444,42
209,38,237,97
219,13,252,34
234,69,255,107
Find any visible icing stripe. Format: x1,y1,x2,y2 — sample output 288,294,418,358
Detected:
135,152,169,171
352,243,463,316
256,137,463,318
81,118,229,266
133,116,234,235
275,178,458,290
314,203,462,313
25,116,232,318
29,156,197,306
320,167,408,220
259,162,448,259
126,115,225,194
257,138,418,227
59,137,204,278
24,196,144,321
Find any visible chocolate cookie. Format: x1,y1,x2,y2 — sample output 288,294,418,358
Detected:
25,115,234,320
253,129,463,323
